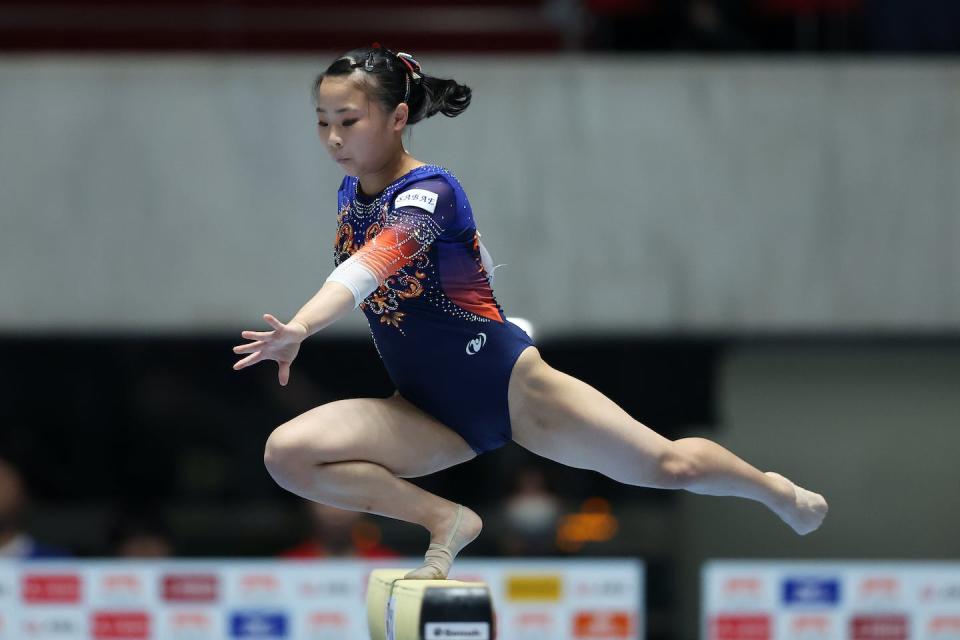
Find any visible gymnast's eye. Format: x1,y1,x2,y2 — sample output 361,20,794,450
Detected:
343,119,358,127
317,121,328,127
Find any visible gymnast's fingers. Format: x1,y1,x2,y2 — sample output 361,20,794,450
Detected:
278,361,291,386
233,351,263,370
241,330,273,340
263,313,285,330
233,340,265,354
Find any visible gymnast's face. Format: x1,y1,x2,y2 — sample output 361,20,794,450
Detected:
315,73,408,178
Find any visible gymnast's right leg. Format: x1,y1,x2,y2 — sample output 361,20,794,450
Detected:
263,392,482,578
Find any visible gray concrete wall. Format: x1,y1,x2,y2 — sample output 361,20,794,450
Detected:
673,345,960,638
1,56,958,335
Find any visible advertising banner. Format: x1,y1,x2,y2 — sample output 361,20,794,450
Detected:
703,561,960,640
0,559,643,640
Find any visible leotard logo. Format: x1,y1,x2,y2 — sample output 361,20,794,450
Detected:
466,333,487,355
394,188,439,214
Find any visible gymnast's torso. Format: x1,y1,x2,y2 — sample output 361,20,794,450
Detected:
331,163,534,454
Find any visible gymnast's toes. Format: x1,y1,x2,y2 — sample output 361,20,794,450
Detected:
766,472,829,535
404,504,483,580
792,486,829,535
404,565,447,580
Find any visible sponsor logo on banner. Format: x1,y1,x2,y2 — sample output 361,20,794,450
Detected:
98,574,144,602
921,582,960,605
575,578,629,599
572,611,634,639
168,611,214,639
786,614,834,640
303,611,348,639
512,611,556,637
710,615,771,640
928,616,960,639
23,575,82,604
506,575,563,602
856,578,901,606
21,615,81,638
238,574,281,601
850,615,908,640
720,577,766,607
296,578,353,600
783,578,840,606
163,575,219,603
229,611,287,638
424,622,490,639
92,612,150,639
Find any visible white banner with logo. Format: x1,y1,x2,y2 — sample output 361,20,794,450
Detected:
702,561,960,640
0,558,643,640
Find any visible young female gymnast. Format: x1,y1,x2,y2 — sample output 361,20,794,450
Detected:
233,44,828,580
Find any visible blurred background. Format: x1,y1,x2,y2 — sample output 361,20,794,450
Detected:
0,0,958,638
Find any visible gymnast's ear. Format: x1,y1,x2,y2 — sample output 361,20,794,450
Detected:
392,102,410,131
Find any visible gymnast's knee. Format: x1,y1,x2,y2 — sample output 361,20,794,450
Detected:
653,442,702,490
263,422,321,491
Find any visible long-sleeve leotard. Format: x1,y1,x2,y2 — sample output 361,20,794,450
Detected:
322,165,534,454
326,174,501,325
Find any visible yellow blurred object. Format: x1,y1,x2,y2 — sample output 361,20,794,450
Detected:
505,574,563,602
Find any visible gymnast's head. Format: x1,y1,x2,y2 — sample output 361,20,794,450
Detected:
313,44,472,174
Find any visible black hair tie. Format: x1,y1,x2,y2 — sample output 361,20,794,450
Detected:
364,44,423,104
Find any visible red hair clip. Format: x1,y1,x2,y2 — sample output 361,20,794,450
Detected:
396,52,422,82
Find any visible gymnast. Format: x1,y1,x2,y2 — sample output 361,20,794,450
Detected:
233,44,828,580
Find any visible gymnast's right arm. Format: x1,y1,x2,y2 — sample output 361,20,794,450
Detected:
288,279,357,337
233,181,448,382
233,222,407,383
286,189,448,337
232,281,355,385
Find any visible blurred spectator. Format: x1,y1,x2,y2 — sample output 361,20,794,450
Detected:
499,467,562,556
869,0,960,52
755,0,865,51
673,0,753,50
108,511,175,558
585,0,660,49
280,501,398,559
583,0,879,51
0,457,70,558
585,0,752,51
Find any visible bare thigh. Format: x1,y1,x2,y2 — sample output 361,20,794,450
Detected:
507,347,673,485
266,392,476,478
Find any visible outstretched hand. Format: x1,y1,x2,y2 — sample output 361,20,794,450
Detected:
233,314,308,386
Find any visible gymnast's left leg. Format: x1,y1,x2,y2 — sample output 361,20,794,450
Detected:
507,348,828,535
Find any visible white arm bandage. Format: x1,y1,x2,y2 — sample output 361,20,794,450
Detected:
325,254,381,308
477,237,499,283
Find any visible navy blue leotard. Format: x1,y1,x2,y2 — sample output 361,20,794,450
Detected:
330,164,535,454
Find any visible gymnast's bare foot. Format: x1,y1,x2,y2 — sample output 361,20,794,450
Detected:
405,504,483,580
765,471,829,535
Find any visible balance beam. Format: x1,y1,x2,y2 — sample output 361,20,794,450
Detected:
367,569,494,640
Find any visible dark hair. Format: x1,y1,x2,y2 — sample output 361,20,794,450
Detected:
313,45,471,126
